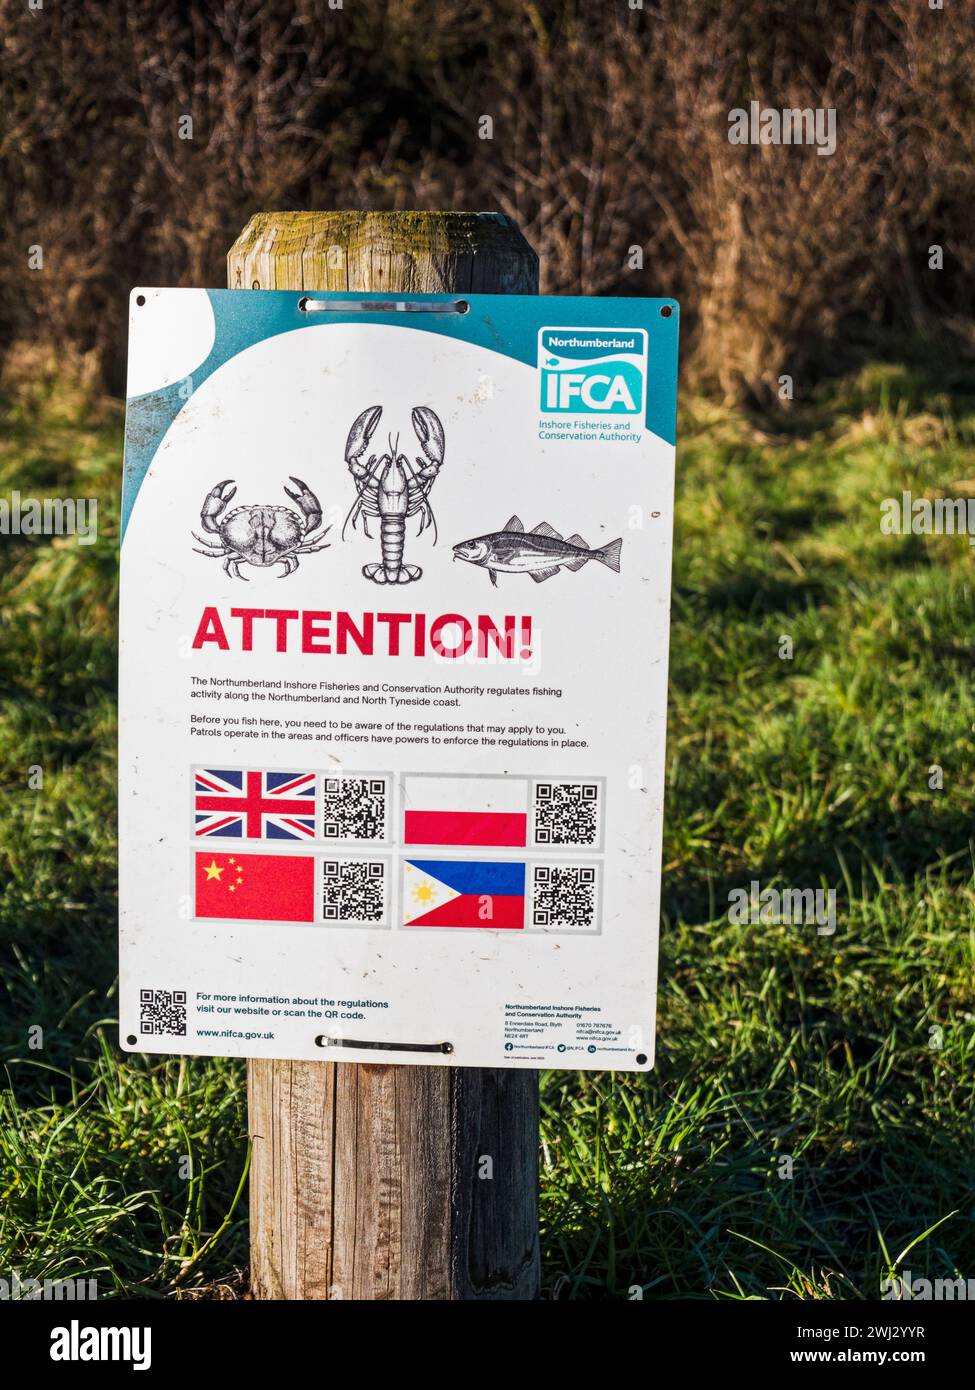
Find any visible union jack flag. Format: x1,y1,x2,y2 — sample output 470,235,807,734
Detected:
194,769,317,840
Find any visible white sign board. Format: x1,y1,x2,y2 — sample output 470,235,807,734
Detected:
119,290,679,1069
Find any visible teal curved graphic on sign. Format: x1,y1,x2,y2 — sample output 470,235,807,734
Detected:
122,291,678,536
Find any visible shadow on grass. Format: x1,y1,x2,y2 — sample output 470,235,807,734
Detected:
541,1071,975,1300
685,572,831,618
734,342,975,442
661,800,975,928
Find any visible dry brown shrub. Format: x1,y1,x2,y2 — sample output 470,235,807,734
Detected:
885,0,975,341
1,0,973,404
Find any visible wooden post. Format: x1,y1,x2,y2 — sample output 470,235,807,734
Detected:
228,212,541,1301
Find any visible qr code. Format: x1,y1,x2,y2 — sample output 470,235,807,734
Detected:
140,988,187,1036
322,859,386,922
531,865,598,931
533,781,601,846
321,776,388,841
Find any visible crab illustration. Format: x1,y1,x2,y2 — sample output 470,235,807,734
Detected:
192,477,330,579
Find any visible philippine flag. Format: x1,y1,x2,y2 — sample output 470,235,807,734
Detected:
402,775,527,848
403,859,525,929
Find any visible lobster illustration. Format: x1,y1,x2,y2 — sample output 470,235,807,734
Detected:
341,404,445,584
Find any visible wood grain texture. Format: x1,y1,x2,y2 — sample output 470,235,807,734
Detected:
230,211,540,1301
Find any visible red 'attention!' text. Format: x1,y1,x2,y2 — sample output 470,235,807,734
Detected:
191,607,535,661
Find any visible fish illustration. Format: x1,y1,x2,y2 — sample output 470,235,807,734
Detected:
452,516,622,586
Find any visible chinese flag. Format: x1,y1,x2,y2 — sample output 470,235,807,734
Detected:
195,851,314,923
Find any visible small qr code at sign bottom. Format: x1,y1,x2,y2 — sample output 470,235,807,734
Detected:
531,866,598,930
140,989,187,1036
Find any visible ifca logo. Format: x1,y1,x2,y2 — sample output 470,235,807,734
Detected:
538,327,647,417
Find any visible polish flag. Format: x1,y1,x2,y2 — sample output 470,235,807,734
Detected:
195,851,314,923
402,774,527,848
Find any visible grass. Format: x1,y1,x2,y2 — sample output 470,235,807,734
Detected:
1,362,974,1298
